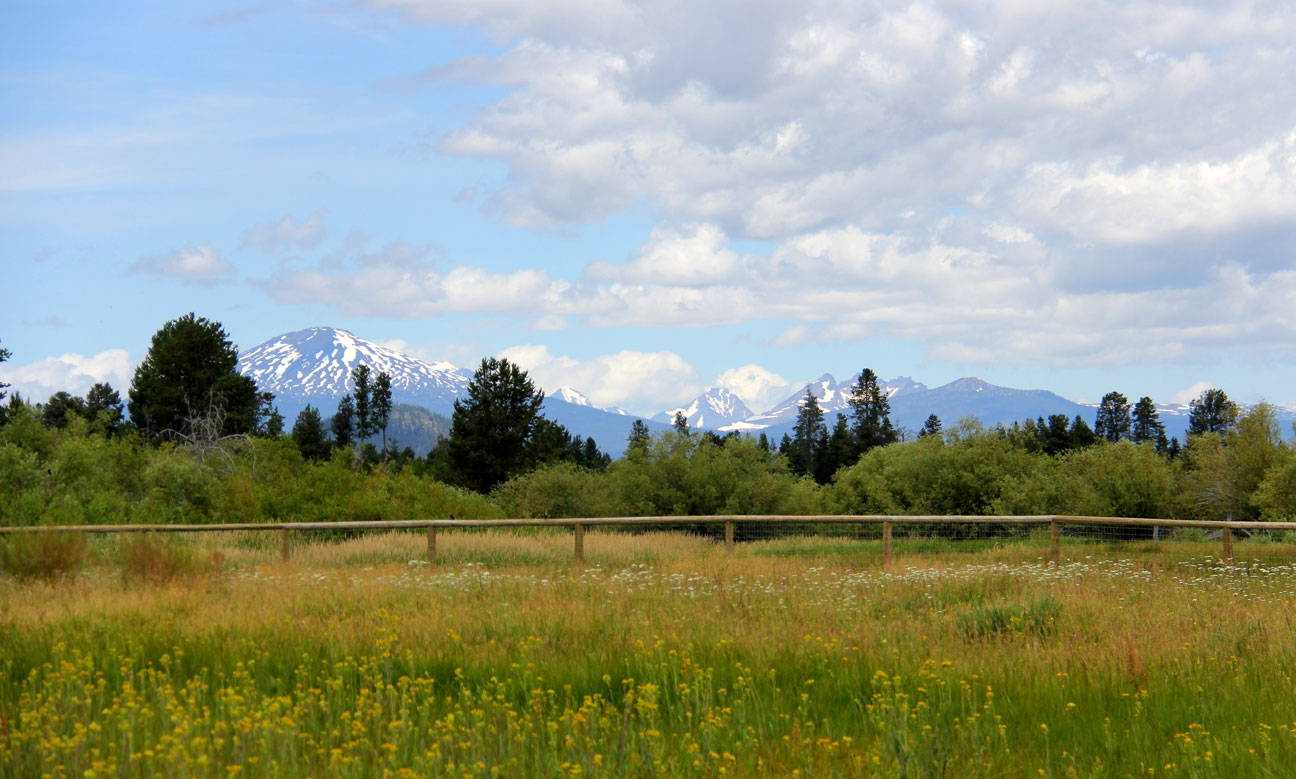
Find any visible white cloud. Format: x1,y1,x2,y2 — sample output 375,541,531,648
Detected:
1173,381,1215,406
0,349,134,402
129,245,233,283
241,210,327,253
713,364,791,412
585,224,740,286
498,344,701,414
1018,130,1296,244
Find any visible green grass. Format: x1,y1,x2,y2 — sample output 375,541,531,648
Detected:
3,531,1296,776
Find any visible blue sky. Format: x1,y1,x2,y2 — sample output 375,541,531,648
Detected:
3,0,1296,418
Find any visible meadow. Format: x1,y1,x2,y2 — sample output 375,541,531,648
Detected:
3,530,1296,777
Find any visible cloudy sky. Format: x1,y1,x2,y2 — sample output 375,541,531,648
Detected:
3,0,1295,417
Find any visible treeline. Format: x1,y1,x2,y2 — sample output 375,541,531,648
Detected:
2,320,1294,530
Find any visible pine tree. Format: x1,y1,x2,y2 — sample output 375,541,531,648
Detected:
919,414,942,438
1187,388,1238,438
351,365,374,467
447,357,545,493
373,371,393,462
1130,396,1166,445
848,368,897,454
627,419,650,455
1069,415,1097,448
292,405,331,462
671,410,690,435
0,337,11,405
84,382,124,434
41,391,87,428
332,394,355,450
127,313,271,440
1094,391,1132,443
790,389,826,477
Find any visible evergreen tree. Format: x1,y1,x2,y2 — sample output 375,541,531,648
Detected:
1070,415,1098,448
1040,414,1072,455
1130,396,1166,446
41,391,87,428
757,431,772,454
127,313,271,440
263,407,285,439
790,389,826,477
848,368,897,453
0,337,11,405
919,413,942,438
447,357,545,493
819,414,855,483
351,365,374,466
1187,388,1238,438
373,371,393,462
84,382,124,434
331,394,355,450
291,405,332,462
671,411,690,435
627,419,650,455
1094,391,1132,443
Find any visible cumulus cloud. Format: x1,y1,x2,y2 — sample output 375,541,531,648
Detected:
0,349,134,402
376,0,1296,247
713,364,792,412
498,344,701,414
265,1,1296,373
241,210,328,253
129,245,233,283
1173,381,1215,405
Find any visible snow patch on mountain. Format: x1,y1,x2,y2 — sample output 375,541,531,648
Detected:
655,387,754,430
237,327,470,416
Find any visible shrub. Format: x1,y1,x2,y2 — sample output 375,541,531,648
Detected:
117,533,209,582
0,532,88,581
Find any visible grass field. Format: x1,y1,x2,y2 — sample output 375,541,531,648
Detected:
3,530,1296,777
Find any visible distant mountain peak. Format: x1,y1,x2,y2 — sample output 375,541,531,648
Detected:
655,386,754,430
551,386,592,407
237,327,470,418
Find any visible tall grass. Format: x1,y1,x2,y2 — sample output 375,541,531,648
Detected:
3,533,1296,776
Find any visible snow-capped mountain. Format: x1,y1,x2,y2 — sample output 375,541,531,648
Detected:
237,327,471,420
655,387,753,430
551,386,593,407
721,374,1093,439
237,327,665,455
730,374,928,431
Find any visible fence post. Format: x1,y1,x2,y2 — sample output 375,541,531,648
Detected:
725,521,734,554
574,523,585,564
1223,527,1233,563
280,528,290,562
882,521,893,567
1049,519,1060,565
427,524,437,567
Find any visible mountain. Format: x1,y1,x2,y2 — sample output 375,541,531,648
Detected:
237,327,469,424
543,396,672,455
385,403,453,455
238,327,664,457
726,373,928,432
655,387,753,430
889,378,1091,432
722,374,1091,440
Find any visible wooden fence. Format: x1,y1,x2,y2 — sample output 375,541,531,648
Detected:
4,515,1294,566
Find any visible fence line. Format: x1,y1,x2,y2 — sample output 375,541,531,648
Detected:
4,515,1295,567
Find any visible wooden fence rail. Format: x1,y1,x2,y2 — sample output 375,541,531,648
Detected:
3,515,1294,566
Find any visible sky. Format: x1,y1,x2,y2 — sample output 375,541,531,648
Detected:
2,0,1296,419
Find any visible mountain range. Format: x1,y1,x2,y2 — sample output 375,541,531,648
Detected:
237,327,1292,456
